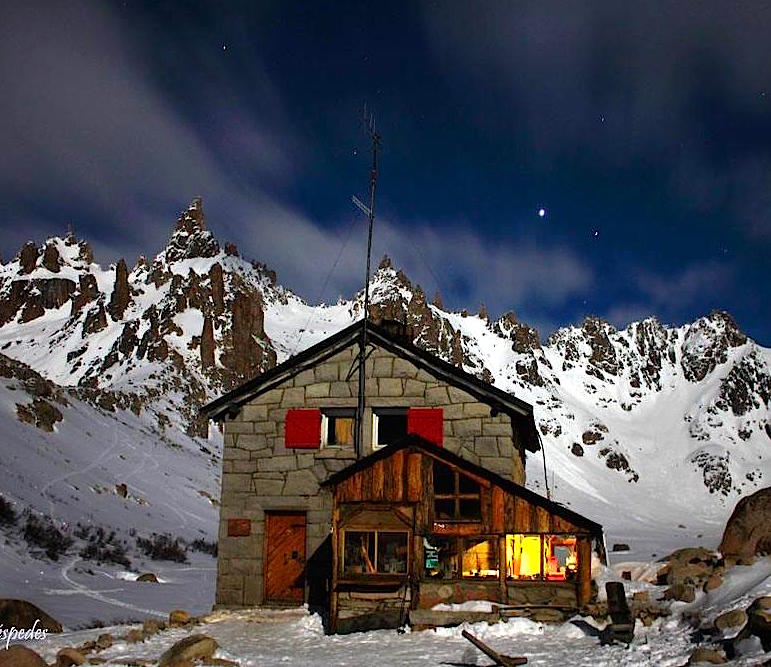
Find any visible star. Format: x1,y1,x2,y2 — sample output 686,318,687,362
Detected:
538,208,546,218
592,229,599,238
222,44,227,51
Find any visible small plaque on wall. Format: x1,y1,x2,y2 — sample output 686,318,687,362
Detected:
228,518,251,537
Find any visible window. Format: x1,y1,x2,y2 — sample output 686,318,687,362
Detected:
423,536,498,579
372,408,407,450
462,538,499,578
342,530,409,576
505,534,578,581
321,409,355,448
433,461,481,521
423,536,459,579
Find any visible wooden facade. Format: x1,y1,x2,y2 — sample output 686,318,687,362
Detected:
325,437,603,633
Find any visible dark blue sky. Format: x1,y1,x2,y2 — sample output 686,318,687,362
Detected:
1,1,769,343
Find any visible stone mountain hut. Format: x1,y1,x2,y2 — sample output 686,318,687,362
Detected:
201,319,605,632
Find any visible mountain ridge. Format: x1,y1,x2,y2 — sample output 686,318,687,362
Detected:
0,198,768,550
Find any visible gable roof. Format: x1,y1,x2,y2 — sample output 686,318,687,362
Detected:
322,434,603,536
200,319,539,452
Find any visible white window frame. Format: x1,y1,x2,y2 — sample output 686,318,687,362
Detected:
371,408,407,451
320,409,356,449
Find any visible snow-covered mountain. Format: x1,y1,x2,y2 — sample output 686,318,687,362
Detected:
0,197,769,620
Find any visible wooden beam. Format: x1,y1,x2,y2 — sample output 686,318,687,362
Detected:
406,452,422,501
577,537,591,608
330,504,340,633
461,630,528,666
492,487,505,533
498,536,507,604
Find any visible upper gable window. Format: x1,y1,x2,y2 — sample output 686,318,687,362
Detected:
321,409,355,448
372,408,407,450
433,460,481,521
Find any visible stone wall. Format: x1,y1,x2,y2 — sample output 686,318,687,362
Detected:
216,341,527,607
419,580,577,609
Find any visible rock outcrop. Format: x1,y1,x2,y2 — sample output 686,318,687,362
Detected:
719,486,771,563
108,259,131,320
200,314,215,369
0,598,63,632
18,242,39,274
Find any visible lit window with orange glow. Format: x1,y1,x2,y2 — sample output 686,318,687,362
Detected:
505,534,578,581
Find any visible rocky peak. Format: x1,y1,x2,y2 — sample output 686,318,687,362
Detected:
77,240,94,265
492,312,542,354
581,317,619,377
42,243,61,273
164,197,220,263
18,243,38,274
682,311,748,382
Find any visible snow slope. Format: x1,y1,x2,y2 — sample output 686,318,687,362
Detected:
0,198,768,628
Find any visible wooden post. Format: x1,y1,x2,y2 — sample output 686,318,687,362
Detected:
498,536,507,603
577,537,591,608
330,503,340,633
411,533,422,609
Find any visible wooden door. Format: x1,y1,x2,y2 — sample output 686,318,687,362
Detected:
264,512,306,603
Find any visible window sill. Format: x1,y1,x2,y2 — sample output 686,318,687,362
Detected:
316,449,357,460
336,575,408,589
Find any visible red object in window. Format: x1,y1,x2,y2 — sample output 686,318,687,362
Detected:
407,407,443,446
285,409,322,448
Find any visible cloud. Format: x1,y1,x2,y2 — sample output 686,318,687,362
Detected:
603,262,734,329
0,0,594,323
422,2,771,245
0,1,292,260
235,195,593,318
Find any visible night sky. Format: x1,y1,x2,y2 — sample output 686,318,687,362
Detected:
1,1,770,343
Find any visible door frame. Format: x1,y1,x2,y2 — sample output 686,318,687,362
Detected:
263,509,307,605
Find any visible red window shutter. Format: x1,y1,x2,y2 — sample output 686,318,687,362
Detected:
407,407,443,446
285,409,321,448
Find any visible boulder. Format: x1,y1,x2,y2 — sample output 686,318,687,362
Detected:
169,609,192,626
746,596,771,651
659,547,718,588
95,633,113,650
142,618,163,635
115,483,128,498
122,628,144,643
714,609,747,634
56,647,86,666
664,582,696,603
0,645,47,667
687,647,727,664
0,598,62,632
703,573,723,592
719,487,771,563
157,634,219,667
136,573,158,583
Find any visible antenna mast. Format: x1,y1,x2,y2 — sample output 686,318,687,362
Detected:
352,107,380,458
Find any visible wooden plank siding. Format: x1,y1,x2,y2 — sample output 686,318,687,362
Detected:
334,447,590,536
330,444,601,631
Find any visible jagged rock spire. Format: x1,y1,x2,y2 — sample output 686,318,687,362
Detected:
164,197,220,263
